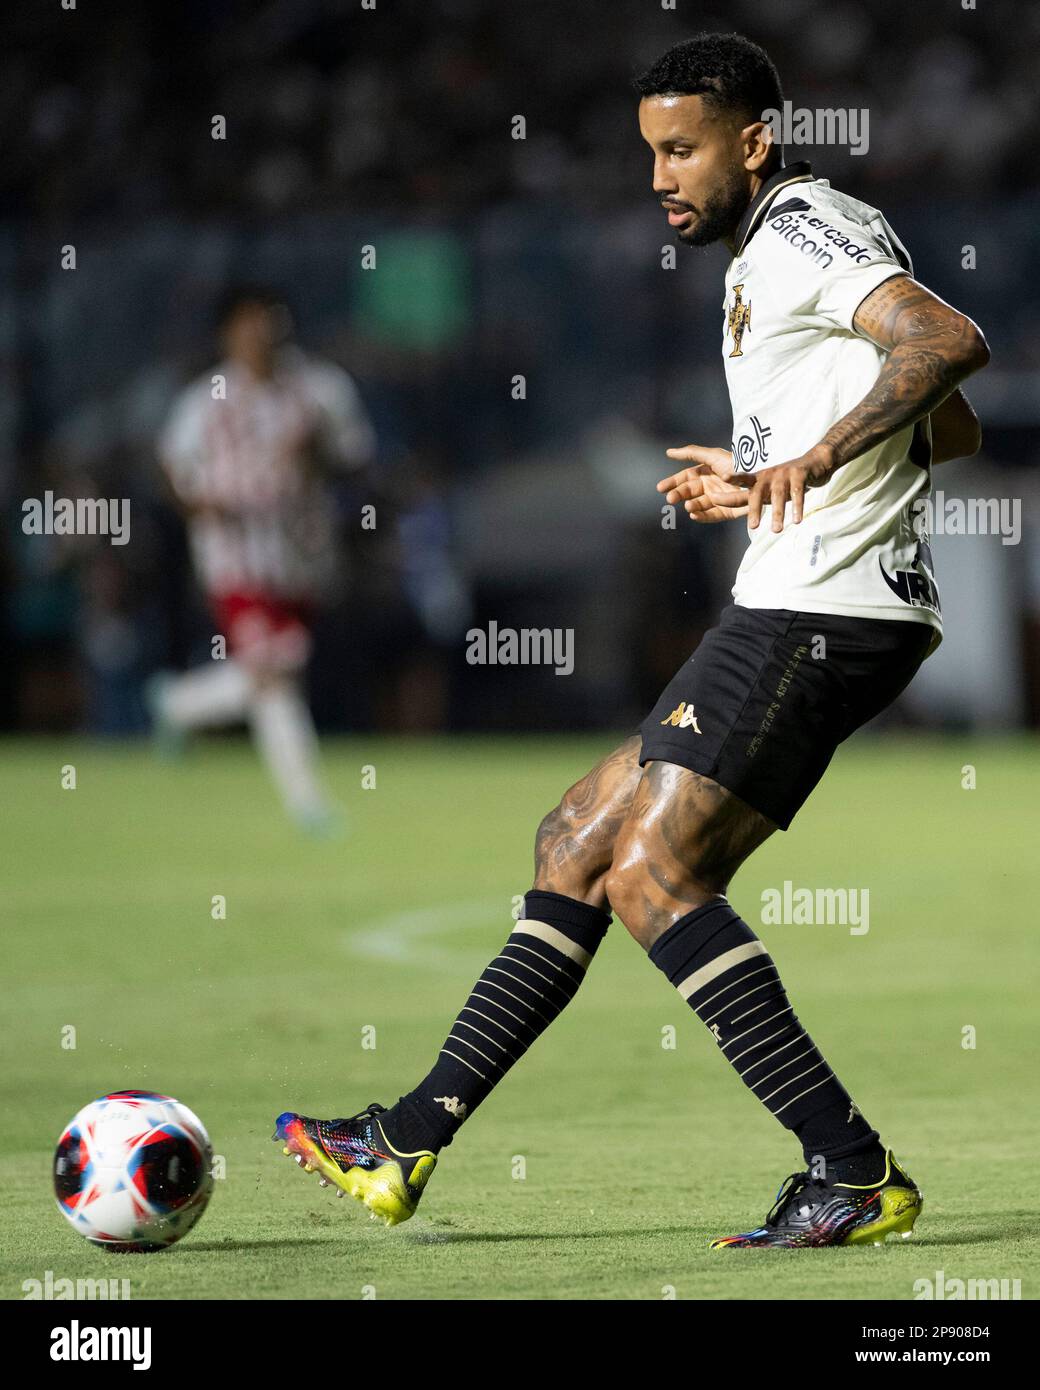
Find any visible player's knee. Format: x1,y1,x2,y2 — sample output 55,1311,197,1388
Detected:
604,833,717,950
602,845,655,946
533,794,602,901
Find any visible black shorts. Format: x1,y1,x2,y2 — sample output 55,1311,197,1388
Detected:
639,604,934,830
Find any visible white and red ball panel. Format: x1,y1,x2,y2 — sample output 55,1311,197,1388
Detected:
54,1090,213,1252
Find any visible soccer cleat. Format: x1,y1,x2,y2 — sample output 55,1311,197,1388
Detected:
273,1103,436,1226
710,1148,922,1249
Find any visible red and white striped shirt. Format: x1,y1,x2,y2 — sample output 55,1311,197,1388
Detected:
160,350,375,600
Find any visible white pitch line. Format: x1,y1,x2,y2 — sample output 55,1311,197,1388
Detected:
342,898,508,970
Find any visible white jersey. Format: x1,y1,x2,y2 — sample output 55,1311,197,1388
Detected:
722,162,941,644
159,349,375,600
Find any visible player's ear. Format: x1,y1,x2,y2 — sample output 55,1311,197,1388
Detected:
741,120,776,174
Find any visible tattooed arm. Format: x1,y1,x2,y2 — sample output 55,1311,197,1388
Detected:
823,275,989,468
707,275,990,532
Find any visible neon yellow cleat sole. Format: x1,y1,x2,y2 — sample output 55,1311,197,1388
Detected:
274,1108,436,1227
842,1185,923,1246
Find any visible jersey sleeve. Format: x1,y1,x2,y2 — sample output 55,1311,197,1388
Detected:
303,361,377,471
811,242,907,334
754,198,909,335
158,382,210,505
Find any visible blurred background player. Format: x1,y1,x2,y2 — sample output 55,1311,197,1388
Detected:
151,287,376,832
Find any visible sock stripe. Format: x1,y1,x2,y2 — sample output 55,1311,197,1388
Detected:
438,1047,488,1081
468,989,540,1034
513,919,594,969
501,942,584,994
445,1031,504,1070
483,964,555,1005
458,1004,519,1043
491,953,579,1006
731,1024,796,1066
740,1034,811,1082
454,1018,513,1056
495,948,560,991
400,893,610,1151
702,971,780,1023
504,939,585,985
729,989,787,1024
722,1004,795,1052
476,978,555,1027
773,1074,834,1117
759,1059,830,1106
648,901,879,1157
676,941,767,999
695,961,778,1017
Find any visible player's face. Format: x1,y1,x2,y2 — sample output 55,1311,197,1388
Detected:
223,302,281,367
638,94,750,249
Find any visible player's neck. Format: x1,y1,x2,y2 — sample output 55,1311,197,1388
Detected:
722,157,785,255
233,354,276,381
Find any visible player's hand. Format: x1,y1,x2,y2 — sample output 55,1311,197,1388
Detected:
692,443,837,533
658,446,750,523
733,445,836,531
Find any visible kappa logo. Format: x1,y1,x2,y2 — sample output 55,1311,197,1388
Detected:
709,1023,723,1043
660,701,702,733
433,1096,467,1119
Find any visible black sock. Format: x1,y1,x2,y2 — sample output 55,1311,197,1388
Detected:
794,1105,887,1178
824,1144,888,1185
385,891,610,1152
648,900,880,1163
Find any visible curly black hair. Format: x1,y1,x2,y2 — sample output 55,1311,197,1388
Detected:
633,32,783,125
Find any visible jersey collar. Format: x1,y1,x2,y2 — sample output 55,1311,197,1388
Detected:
732,160,815,256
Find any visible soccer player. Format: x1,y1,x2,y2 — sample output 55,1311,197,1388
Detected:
275,34,989,1247
152,288,375,831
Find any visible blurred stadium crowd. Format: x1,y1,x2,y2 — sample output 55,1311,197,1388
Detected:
2,0,1038,735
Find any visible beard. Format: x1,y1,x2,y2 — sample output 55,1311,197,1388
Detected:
674,166,748,248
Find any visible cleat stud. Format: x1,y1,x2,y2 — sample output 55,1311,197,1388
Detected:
282,1147,292,1156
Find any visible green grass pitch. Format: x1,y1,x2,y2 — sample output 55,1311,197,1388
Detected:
2,733,1036,1301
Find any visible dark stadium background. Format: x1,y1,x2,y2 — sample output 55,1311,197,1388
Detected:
2,0,1037,738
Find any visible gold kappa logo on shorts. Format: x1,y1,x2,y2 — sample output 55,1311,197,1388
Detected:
660,701,702,733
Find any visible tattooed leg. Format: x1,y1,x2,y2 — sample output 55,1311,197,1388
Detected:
604,759,776,950
533,736,645,909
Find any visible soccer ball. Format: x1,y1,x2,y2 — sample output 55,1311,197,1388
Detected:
53,1090,214,1252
